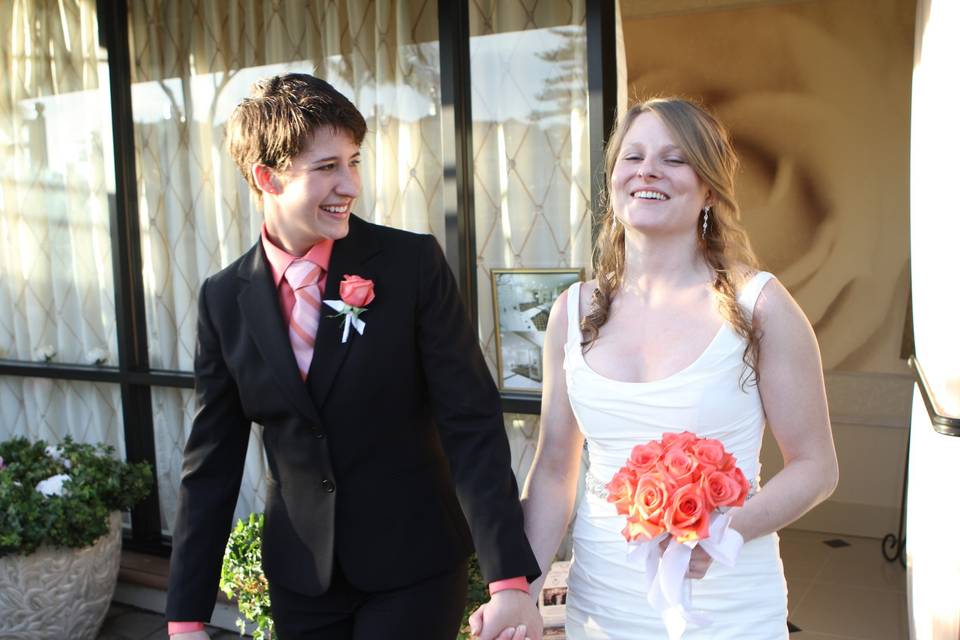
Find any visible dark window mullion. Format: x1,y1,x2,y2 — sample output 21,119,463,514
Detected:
0,361,122,383
438,0,478,326
97,0,164,552
0,362,194,390
586,0,618,244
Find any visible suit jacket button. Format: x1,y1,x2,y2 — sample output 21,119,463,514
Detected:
321,479,335,493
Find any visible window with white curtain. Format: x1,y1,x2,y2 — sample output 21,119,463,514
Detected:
0,1,123,446
468,0,591,381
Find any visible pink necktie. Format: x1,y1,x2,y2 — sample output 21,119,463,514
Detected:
285,259,323,379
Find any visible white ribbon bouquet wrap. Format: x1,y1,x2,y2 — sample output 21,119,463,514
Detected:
627,510,744,639
605,431,752,640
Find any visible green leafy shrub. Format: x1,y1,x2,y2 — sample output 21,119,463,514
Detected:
219,513,489,640
0,436,152,556
221,513,275,640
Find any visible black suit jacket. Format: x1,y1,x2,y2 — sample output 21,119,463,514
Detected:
165,216,540,621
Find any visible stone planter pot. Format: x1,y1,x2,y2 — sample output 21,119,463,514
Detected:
0,511,123,640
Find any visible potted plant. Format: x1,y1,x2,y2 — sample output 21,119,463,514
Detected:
219,514,487,640
0,436,153,640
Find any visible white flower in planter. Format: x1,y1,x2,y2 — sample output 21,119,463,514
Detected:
35,345,56,362
45,445,71,469
36,473,71,498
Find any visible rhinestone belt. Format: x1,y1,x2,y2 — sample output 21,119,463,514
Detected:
584,470,610,499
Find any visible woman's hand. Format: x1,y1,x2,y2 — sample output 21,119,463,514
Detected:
467,591,542,640
685,545,714,579
469,603,537,640
658,537,714,579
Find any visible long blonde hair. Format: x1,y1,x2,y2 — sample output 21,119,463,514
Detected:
582,97,761,383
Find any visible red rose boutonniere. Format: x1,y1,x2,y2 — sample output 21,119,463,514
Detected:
323,275,375,343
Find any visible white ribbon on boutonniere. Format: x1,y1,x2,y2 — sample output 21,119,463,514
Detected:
323,274,375,343
323,300,367,343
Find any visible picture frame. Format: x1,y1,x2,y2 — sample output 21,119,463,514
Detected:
491,268,585,394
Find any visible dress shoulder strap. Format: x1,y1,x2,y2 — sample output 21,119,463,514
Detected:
565,281,583,347
737,271,776,318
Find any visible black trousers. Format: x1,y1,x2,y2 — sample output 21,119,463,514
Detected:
268,559,468,640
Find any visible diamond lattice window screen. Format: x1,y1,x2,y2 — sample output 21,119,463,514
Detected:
0,1,124,449
126,0,442,532
0,377,123,455
0,1,119,368
468,0,592,381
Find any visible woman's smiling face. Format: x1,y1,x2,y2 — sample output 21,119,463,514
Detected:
611,111,710,237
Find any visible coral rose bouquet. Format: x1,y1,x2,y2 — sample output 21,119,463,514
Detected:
605,431,751,639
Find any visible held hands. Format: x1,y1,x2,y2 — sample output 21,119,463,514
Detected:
468,589,543,640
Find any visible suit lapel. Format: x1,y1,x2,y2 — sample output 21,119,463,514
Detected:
237,244,322,423
308,215,381,410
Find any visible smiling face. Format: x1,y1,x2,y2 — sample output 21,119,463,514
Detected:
611,111,710,237
261,125,361,255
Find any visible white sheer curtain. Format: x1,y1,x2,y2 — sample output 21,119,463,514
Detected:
126,0,443,531
468,0,591,380
0,0,124,452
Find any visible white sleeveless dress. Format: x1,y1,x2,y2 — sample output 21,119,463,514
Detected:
563,272,788,640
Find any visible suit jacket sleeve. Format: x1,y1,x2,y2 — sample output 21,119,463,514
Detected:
166,278,252,621
415,234,541,584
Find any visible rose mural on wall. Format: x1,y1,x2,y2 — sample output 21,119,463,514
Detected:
623,0,914,373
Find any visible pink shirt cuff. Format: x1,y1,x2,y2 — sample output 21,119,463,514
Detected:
168,621,205,635
488,576,529,595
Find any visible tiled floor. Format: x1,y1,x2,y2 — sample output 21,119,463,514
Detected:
99,529,908,639
98,603,242,640
780,529,908,639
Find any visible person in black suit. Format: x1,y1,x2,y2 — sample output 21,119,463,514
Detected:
165,73,542,640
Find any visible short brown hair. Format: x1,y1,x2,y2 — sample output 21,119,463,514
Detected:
227,73,367,200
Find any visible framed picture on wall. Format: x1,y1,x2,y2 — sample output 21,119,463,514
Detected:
491,268,585,394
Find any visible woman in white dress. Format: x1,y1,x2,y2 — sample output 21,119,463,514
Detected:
515,98,838,639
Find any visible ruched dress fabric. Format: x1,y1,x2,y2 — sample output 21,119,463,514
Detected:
563,272,788,640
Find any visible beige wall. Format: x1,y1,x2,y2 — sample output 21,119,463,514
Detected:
759,370,912,537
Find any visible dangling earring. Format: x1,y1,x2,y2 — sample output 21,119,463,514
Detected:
701,205,711,240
